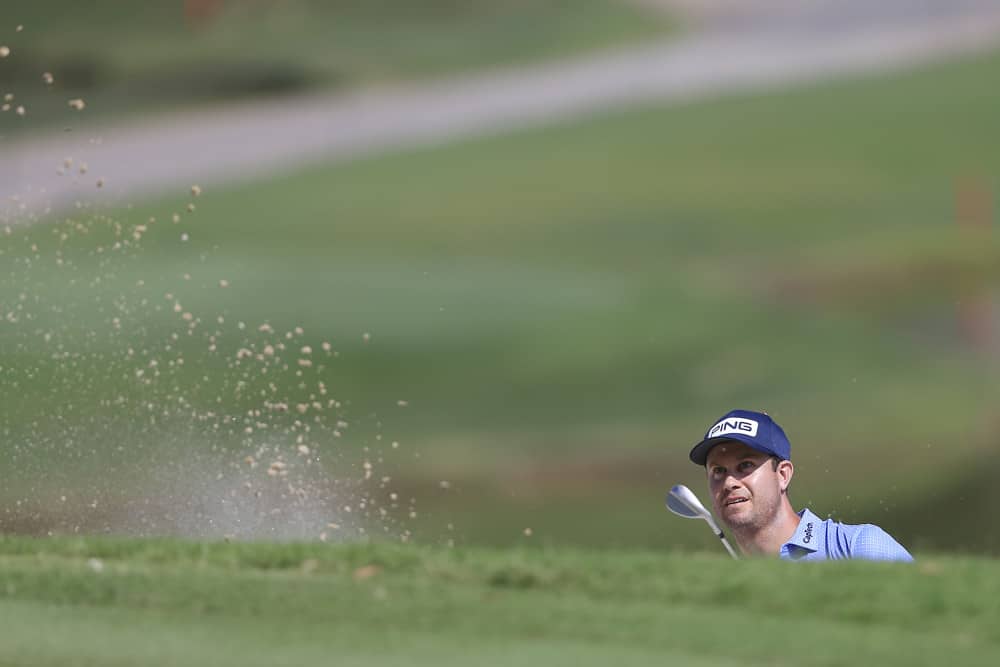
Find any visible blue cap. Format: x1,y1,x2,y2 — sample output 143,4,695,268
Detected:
689,409,791,465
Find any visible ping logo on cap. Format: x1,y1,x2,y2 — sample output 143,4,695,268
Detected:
707,418,759,439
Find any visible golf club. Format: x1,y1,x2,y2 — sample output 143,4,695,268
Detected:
665,484,739,559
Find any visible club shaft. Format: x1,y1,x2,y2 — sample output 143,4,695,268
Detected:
717,530,739,560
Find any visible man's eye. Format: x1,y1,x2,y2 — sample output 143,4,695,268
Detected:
711,467,725,476
738,461,756,471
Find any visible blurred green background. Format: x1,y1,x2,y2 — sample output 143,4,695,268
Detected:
2,1,998,555
0,0,672,132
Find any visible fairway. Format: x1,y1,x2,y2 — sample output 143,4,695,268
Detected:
1,537,998,666
3,47,1000,552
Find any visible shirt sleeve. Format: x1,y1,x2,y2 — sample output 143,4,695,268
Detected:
850,524,914,562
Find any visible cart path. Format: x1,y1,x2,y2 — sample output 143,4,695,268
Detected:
4,0,1000,218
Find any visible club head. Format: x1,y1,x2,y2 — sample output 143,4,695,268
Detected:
665,484,738,559
665,484,713,521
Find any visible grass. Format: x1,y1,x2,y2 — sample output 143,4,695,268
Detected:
0,537,998,666
0,0,673,133
3,48,1000,551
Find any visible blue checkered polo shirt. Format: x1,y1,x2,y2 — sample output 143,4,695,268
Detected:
779,508,914,562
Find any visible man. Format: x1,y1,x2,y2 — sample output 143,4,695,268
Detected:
689,409,913,561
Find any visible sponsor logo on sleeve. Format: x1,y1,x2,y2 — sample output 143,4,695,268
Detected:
707,418,759,439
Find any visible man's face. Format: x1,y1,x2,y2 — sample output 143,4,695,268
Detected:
705,441,790,531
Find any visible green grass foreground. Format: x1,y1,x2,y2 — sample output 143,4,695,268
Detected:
0,537,997,667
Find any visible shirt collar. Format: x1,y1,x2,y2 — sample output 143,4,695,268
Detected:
784,508,822,553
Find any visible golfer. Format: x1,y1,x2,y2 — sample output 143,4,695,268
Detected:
689,409,913,561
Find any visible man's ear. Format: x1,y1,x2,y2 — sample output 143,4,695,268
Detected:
777,460,794,493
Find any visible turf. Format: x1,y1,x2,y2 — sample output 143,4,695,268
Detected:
0,537,997,667
3,49,1000,551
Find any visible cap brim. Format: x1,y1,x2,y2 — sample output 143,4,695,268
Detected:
689,435,777,465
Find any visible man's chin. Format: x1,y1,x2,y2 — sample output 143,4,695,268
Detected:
719,504,755,528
